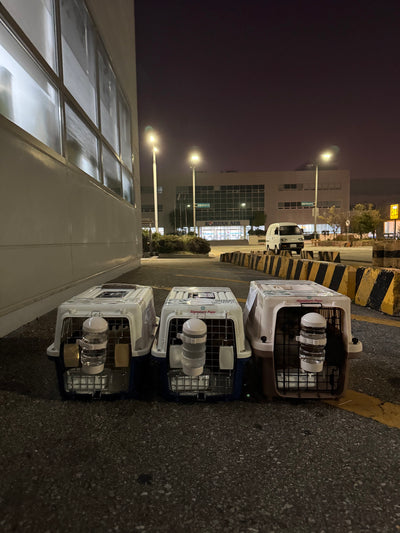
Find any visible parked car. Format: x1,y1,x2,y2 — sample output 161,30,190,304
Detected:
265,222,304,254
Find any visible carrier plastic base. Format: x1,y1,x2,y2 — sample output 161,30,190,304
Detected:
155,358,249,402
51,355,149,400
255,352,349,400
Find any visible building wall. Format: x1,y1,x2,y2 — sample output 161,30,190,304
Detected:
142,169,350,234
0,1,141,336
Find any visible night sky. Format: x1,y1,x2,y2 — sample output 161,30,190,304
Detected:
134,0,400,186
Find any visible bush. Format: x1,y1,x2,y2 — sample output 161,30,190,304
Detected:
184,236,211,254
143,232,210,254
156,235,185,253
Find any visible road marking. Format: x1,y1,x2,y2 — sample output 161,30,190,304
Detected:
325,390,400,429
351,314,400,328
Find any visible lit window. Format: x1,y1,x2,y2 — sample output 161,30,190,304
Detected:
0,20,61,152
2,0,57,72
65,104,99,180
60,0,97,124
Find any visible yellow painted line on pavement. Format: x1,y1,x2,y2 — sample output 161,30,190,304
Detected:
325,390,400,429
351,314,400,328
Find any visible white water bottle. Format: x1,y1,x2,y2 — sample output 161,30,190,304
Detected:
178,318,207,377
298,312,326,373
79,317,108,374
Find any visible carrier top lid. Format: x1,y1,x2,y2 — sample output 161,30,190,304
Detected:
164,287,239,308
250,280,347,299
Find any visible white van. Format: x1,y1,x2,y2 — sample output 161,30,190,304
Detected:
265,222,304,254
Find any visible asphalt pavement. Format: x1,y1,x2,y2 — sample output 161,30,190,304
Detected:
0,254,399,533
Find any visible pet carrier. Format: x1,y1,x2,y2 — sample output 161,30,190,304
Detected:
47,284,158,399
244,280,363,399
151,287,252,400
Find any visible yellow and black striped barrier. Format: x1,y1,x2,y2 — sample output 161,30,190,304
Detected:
318,251,341,263
355,267,400,316
300,250,314,260
220,251,400,315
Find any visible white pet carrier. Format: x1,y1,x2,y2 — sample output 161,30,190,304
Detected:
244,280,362,399
151,287,252,400
47,284,158,398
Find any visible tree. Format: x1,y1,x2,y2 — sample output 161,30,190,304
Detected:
318,206,348,235
350,203,383,238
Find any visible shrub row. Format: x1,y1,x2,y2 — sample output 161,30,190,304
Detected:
142,232,210,254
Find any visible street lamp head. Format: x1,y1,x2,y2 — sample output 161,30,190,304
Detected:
147,132,158,146
190,153,200,166
320,151,333,162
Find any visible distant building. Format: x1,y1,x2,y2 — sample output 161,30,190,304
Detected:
142,169,350,240
0,0,142,336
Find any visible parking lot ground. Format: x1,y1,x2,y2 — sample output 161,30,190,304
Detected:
0,255,399,533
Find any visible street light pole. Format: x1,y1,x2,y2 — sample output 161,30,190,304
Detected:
314,150,333,240
148,133,159,233
314,163,319,240
152,146,159,233
192,165,196,233
190,152,200,234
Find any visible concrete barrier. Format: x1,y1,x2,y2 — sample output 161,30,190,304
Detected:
355,267,400,316
220,251,397,312
372,242,384,267
319,251,341,263
373,241,400,269
383,241,400,269
301,250,314,259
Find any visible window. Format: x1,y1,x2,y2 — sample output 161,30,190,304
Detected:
122,168,134,204
1,0,135,205
60,0,97,124
2,0,57,72
119,92,132,170
0,20,61,152
103,146,121,196
99,45,118,152
65,104,99,180
280,225,302,236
